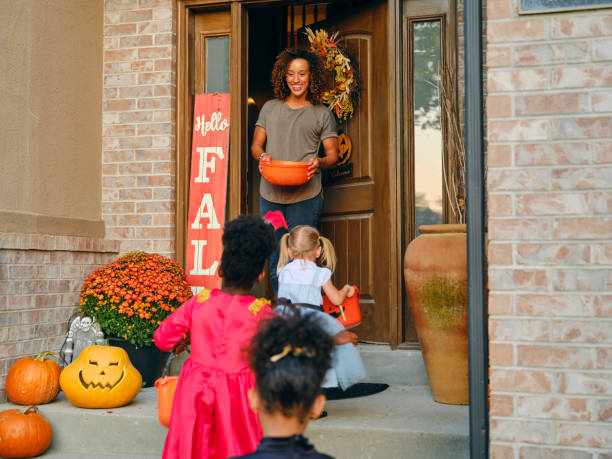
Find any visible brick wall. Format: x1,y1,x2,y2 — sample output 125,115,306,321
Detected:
0,233,120,402
103,0,177,259
486,1,612,457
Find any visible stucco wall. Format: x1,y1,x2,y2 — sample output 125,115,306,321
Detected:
486,1,612,456
0,0,105,238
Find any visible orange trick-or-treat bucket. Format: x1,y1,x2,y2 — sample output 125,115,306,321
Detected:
322,286,362,329
155,375,178,428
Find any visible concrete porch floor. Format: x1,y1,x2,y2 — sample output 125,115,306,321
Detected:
0,346,469,458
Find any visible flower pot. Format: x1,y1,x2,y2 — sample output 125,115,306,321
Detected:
107,337,164,388
403,224,468,405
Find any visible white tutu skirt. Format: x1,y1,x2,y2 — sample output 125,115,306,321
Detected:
274,305,366,390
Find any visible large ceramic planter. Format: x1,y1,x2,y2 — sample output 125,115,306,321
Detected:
107,337,164,388
404,224,468,405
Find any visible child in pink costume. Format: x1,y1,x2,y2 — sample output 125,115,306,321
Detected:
154,215,277,459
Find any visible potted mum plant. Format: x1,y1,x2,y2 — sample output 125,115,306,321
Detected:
79,252,192,387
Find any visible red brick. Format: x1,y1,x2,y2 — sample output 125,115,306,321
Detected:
592,242,612,263
596,398,612,421
516,395,590,421
516,193,591,216
490,343,515,366
104,48,138,62
553,217,612,239
517,344,594,369
488,69,548,92
592,89,612,112
488,218,550,241
519,446,592,459
487,19,547,43
489,120,548,142
103,99,136,111
488,95,512,118
154,33,173,45
514,42,589,66
135,201,173,213
597,347,612,369
553,319,612,343
137,71,172,85
488,144,513,167
489,169,550,191
103,124,136,137
489,269,548,291
130,60,155,72
137,122,173,135
137,21,173,34
152,187,172,199
593,141,612,164
514,143,591,166
552,167,612,190
136,175,173,187
104,23,138,36
551,116,612,140
558,422,612,447
559,371,611,395
138,97,172,109
553,268,610,292
595,296,612,317
490,318,550,342
515,93,589,116
118,86,154,98
490,419,554,444
119,9,153,23
119,188,153,200
104,73,138,87
489,293,514,315
490,393,514,416
488,194,513,217
516,243,590,265
552,65,612,89
551,15,612,39
490,444,514,459
489,242,513,265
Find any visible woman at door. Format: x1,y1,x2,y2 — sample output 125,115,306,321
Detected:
251,48,339,294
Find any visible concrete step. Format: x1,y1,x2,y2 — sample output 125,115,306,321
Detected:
0,384,468,459
169,344,429,387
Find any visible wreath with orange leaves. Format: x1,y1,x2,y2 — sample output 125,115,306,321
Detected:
305,27,358,121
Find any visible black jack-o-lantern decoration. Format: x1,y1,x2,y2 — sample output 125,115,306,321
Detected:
59,345,142,408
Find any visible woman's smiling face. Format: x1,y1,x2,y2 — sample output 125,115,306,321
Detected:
286,58,310,99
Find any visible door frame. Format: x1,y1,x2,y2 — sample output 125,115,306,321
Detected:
176,0,403,347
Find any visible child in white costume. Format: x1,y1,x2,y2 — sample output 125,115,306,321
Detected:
276,225,366,390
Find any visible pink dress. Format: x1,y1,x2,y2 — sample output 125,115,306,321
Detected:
154,288,272,459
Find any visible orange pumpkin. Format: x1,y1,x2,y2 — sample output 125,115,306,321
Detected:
6,351,61,405
60,345,142,408
0,406,53,458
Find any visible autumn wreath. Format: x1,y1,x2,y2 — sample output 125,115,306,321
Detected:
305,27,358,121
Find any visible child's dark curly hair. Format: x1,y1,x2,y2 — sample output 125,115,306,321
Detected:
249,307,333,423
220,215,276,289
271,48,327,104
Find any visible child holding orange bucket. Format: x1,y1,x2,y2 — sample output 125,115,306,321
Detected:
153,215,276,459
276,225,366,394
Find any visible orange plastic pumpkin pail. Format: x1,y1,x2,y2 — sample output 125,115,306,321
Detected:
322,286,362,329
154,376,178,428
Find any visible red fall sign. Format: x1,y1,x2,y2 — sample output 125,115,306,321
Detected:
185,93,230,294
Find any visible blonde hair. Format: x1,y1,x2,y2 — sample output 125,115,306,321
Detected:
277,226,337,273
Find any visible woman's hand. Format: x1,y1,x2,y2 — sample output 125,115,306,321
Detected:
307,157,320,179
258,153,271,174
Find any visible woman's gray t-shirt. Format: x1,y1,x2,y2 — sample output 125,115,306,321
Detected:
256,99,337,204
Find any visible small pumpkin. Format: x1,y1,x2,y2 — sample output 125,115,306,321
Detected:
6,351,61,405
59,345,142,408
0,406,53,458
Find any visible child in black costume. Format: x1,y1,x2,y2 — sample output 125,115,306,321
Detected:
232,309,335,458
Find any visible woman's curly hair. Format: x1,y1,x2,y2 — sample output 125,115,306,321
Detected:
220,215,276,289
248,306,333,423
271,48,328,104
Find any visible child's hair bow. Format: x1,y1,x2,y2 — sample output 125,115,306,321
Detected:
269,344,315,362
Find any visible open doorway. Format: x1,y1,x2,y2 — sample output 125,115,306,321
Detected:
245,1,400,344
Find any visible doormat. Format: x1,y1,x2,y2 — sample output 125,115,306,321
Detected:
324,383,389,400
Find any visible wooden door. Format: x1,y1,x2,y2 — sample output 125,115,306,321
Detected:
309,1,392,343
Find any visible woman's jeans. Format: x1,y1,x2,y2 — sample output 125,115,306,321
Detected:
260,193,323,294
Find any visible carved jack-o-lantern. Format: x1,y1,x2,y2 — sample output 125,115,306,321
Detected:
60,345,142,408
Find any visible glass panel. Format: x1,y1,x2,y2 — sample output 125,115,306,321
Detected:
413,20,443,235
206,36,229,93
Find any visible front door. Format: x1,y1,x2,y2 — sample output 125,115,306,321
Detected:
304,1,394,343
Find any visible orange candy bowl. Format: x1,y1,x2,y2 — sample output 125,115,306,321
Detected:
261,160,309,186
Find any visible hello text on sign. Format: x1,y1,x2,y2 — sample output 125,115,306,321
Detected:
186,93,230,294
